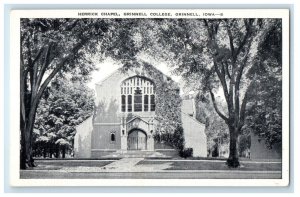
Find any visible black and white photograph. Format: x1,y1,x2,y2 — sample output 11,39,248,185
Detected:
9,9,289,186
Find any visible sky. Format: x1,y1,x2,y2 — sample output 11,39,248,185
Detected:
87,58,182,91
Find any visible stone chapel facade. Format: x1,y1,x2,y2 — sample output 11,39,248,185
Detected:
74,62,207,158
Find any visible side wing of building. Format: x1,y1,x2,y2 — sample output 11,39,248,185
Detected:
181,99,207,157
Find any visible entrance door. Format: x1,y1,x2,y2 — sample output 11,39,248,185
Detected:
127,130,147,150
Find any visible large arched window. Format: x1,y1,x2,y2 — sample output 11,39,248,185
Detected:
121,76,155,112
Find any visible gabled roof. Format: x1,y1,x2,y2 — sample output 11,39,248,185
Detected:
126,116,150,125
95,61,179,89
181,112,205,127
95,67,122,86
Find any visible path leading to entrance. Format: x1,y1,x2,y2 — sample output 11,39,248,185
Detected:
103,158,143,171
55,158,173,173
102,150,170,158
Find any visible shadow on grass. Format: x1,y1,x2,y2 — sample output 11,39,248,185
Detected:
138,160,282,171
26,160,114,170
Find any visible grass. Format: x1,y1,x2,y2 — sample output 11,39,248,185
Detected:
34,158,121,160
28,160,114,170
137,160,282,171
26,158,282,172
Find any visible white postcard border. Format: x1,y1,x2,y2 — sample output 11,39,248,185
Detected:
9,9,290,187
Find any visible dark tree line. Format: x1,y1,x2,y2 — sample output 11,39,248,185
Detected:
33,77,94,158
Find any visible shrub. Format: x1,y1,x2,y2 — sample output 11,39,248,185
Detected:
154,126,191,158
179,148,193,158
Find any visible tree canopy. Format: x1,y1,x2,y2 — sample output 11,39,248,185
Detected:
20,18,283,169
137,18,282,167
33,77,94,158
244,19,282,151
20,18,142,168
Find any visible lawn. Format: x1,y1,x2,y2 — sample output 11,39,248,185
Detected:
28,160,114,170
137,160,282,171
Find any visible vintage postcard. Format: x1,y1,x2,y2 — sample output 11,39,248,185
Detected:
9,9,289,186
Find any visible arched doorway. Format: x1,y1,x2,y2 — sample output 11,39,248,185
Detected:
127,129,147,150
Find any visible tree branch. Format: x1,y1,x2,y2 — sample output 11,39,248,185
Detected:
34,38,89,107
234,19,253,60
214,61,231,110
203,19,211,39
209,89,229,122
20,55,26,126
36,43,53,89
224,19,235,58
30,47,44,69
224,61,231,79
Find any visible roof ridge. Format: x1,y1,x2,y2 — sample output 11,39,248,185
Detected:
95,67,122,86
181,112,205,127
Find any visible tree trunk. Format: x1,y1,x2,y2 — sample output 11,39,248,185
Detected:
24,128,35,167
55,148,60,158
43,148,47,158
20,128,27,169
24,103,39,167
226,126,240,167
62,147,66,158
20,117,36,168
20,95,27,169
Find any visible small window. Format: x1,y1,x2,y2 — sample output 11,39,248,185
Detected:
111,133,115,141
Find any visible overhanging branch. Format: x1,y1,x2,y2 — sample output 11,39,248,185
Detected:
214,61,230,109
36,43,53,89
35,37,89,106
209,89,229,123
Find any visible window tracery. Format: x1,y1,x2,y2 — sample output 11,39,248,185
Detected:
121,76,155,112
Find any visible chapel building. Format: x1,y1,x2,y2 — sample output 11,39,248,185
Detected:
74,62,207,158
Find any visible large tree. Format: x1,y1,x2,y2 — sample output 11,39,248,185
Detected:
33,77,95,158
140,18,281,167
20,18,140,168
244,19,282,151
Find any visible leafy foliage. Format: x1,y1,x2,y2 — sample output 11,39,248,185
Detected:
179,148,193,158
154,77,182,134
153,125,185,153
33,77,94,158
194,93,229,156
20,18,143,168
138,18,282,167
238,134,251,157
244,20,282,151
138,63,185,152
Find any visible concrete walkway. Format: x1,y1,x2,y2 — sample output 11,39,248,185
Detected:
102,158,144,170
57,158,173,173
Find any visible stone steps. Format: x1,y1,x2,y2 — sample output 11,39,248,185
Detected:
102,150,171,158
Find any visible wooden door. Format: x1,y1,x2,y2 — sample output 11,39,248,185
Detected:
127,130,147,150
